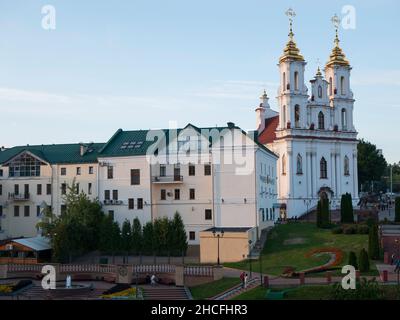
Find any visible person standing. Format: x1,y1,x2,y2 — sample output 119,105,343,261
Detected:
244,273,248,289
240,272,245,288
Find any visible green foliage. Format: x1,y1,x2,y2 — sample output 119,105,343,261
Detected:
358,248,370,272
348,251,358,269
131,218,142,255
340,193,354,223
142,222,154,256
171,212,188,255
331,226,343,234
368,223,380,260
317,198,330,229
331,278,384,300
395,197,400,223
357,139,387,192
121,219,132,252
316,200,322,228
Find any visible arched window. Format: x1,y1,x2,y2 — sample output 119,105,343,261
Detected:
294,71,299,91
341,108,347,130
318,85,322,98
282,105,286,128
283,72,286,91
296,154,303,174
282,154,286,175
320,157,328,179
294,105,300,128
341,76,345,95
318,111,325,130
329,77,333,96
344,156,350,176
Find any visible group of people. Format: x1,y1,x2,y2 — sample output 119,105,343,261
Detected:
239,272,249,289
145,274,158,286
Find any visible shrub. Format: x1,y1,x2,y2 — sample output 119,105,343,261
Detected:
359,249,370,272
356,224,370,234
368,223,380,260
395,197,400,223
331,278,383,300
343,225,356,234
348,251,358,269
332,227,343,234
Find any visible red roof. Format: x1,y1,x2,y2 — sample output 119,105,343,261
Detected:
258,116,279,144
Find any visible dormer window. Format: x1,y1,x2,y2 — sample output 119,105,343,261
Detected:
8,153,42,177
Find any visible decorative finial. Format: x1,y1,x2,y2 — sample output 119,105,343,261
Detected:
316,58,322,76
285,8,296,40
331,14,341,47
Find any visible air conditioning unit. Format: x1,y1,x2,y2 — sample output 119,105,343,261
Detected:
103,199,111,205
115,200,123,205
6,244,13,251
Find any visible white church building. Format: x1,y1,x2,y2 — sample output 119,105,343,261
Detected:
255,18,359,219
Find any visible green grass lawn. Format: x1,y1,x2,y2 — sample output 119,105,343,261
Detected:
225,222,377,276
189,277,240,300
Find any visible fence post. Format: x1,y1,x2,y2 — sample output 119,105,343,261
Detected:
299,272,305,285
175,265,185,287
381,270,388,282
212,265,224,281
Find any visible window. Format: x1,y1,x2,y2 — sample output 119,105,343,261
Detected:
88,183,92,195
14,184,19,195
320,157,328,179
174,189,180,200
282,154,286,175
112,190,118,200
104,190,110,200
282,105,286,127
46,184,51,195
128,198,134,210
24,205,30,217
159,164,166,177
294,71,299,90
296,154,303,174
340,76,345,95
282,72,286,91
205,209,212,220
174,164,181,180
189,164,195,176
189,231,195,241
76,167,81,175
294,105,300,128
318,111,325,130
107,166,113,179
61,183,67,195
189,188,195,200
14,205,20,217
89,166,94,174
341,108,347,130
130,169,140,185
329,77,333,95
108,210,114,220
204,164,211,176
344,156,350,176
0,169,3,177
161,189,166,200
37,184,42,195
318,85,322,98
61,167,67,176
61,205,67,215
24,184,29,196
0,184,2,196
75,183,80,194
137,198,143,209
37,206,41,217
9,153,41,177
0,206,3,216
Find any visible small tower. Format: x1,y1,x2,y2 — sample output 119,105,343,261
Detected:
278,8,308,130
255,90,267,133
324,14,355,131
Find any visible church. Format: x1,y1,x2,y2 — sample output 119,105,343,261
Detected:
255,14,359,219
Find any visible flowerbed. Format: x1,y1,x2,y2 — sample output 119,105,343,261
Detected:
302,247,344,274
0,280,33,295
101,287,141,300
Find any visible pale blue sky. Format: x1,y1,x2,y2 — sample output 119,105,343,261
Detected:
0,0,399,163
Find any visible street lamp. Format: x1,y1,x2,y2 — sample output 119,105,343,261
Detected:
248,240,253,279
212,229,224,265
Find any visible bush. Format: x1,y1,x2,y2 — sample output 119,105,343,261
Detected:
356,224,370,234
343,225,357,234
395,197,400,223
348,251,358,269
359,249,370,272
331,278,383,300
368,223,380,260
332,227,343,234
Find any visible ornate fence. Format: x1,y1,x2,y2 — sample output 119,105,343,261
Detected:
184,266,213,277
133,264,175,274
59,264,116,274
7,263,43,273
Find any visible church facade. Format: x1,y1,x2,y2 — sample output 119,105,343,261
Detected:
256,22,359,219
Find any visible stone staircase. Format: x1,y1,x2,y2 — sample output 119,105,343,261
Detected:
142,285,190,300
250,227,272,258
17,285,103,300
211,277,260,300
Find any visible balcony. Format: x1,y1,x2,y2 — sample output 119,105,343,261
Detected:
152,175,183,184
8,192,30,201
103,199,124,206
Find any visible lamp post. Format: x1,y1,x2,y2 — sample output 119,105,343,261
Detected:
212,229,224,265
248,240,253,279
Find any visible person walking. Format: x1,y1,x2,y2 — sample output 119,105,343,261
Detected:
151,274,157,286
244,273,248,289
240,272,245,289
391,253,396,265
395,259,400,273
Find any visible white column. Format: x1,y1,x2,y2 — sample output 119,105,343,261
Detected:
337,153,342,197
288,151,294,198
314,152,318,198
305,152,310,197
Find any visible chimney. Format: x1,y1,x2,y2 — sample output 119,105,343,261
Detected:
79,143,88,156
255,90,269,133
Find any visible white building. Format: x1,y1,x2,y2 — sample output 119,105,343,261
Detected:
0,123,278,252
255,23,358,219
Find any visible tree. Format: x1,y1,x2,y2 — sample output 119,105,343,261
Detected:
171,212,188,261
395,197,400,223
99,214,116,257
348,251,358,269
341,193,354,223
368,223,380,260
109,220,121,264
316,200,323,228
131,217,143,261
359,248,370,272
357,139,387,192
322,197,330,227
142,222,154,257
121,219,132,263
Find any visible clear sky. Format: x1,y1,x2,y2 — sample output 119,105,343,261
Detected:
0,0,399,163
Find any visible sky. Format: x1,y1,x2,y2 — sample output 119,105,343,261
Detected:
0,0,399,163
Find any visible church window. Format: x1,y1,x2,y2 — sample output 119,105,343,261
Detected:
344,156,350,176
294,105,300,128
329,77,333,95
296,154,303,174
283,72,286,91
282,105,287,128
340,76,345,95
341,108,347,130
318,85,322,98
294,71,299,91
318,111,325,130
320,157,328,179
282,154,286,175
